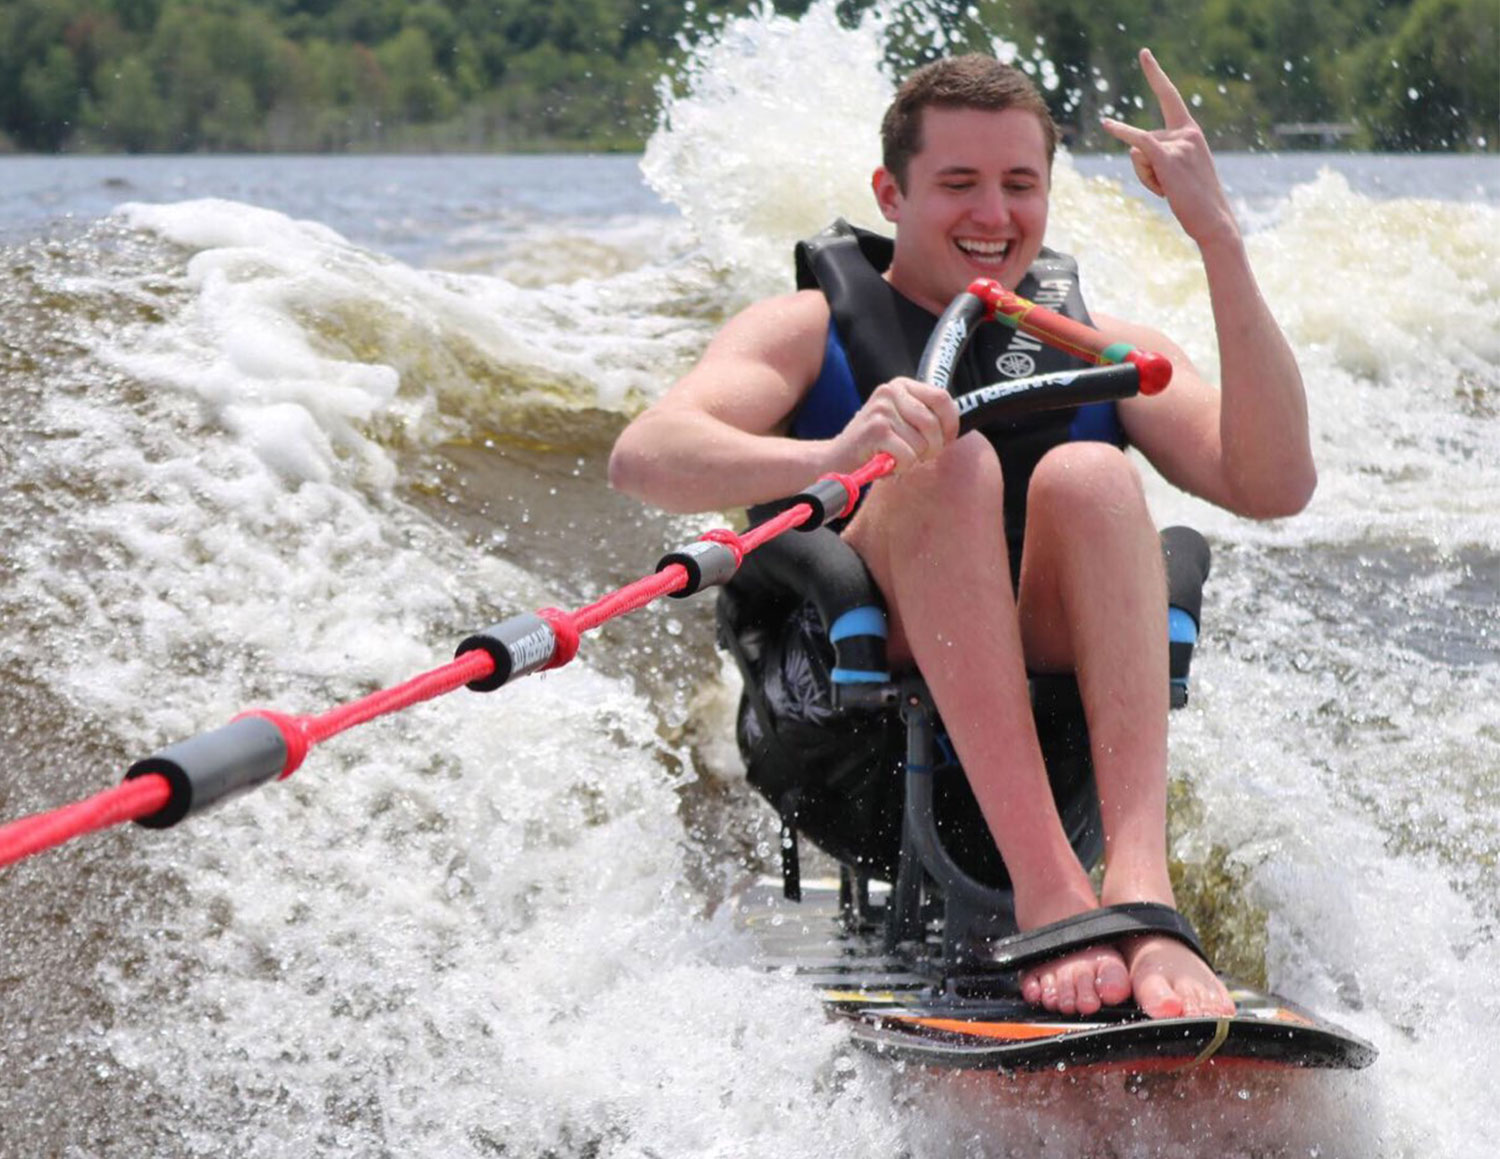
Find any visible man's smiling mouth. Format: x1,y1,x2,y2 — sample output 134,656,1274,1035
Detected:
956,238,1012,263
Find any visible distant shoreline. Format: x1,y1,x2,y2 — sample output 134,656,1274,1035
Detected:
5,0,1494,158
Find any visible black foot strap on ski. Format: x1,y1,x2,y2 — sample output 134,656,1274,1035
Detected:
988,902,1208,972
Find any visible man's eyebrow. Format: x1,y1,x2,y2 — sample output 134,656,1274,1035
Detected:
933,164,1043,178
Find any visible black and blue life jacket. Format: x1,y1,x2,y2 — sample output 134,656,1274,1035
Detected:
790,219,1126,566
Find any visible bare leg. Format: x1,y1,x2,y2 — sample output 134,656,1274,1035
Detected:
843,436,1130,1017
1016,443,1233,1018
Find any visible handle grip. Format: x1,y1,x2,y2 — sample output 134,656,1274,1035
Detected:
953,363,1142,435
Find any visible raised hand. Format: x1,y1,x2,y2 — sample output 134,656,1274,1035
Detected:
1100,49,1239,248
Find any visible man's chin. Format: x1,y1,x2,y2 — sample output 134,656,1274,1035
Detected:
955,264,1021,293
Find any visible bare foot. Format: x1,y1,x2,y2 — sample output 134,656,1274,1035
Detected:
1013,878,1134,1017
1019,944,1131,1016
1122,934,1236,1019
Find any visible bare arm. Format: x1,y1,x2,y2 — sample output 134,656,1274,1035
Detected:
1103,49,1315,520
609,289,959,513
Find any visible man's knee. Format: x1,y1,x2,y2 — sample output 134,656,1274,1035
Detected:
843,436,1005,597
1027,443,1147,526
853,434,1004,535
907,434,1006,524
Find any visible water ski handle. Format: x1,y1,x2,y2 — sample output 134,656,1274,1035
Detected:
916,287,992,390
953,363,1143,435
938,278,1173,395
867,281,1172,479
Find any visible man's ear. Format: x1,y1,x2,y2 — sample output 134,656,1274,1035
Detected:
871,167,902,223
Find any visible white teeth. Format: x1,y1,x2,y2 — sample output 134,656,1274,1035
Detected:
957,239,1010,258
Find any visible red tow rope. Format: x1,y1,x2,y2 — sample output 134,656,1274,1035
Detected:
1,274,1163,871
0,457,890,870
0,777,174,867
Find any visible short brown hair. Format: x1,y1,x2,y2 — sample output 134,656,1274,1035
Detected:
881,55,1060,189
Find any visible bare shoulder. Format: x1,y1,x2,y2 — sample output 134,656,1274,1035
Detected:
698,289,831,382
654,289,832,433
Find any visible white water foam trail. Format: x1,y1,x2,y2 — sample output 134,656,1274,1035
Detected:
7,194,896,1154
107,198,715,475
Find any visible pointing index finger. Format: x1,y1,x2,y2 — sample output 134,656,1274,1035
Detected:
1099,117,1149,148
1140,47,1194,130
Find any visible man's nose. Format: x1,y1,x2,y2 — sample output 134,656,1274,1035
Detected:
969,185,1012,227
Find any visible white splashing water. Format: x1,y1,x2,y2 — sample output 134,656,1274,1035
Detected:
642,1,893,299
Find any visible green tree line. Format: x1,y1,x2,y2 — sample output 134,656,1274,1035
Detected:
0,0,1494,153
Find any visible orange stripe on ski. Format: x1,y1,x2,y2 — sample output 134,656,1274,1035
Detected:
894,1016,1096,1041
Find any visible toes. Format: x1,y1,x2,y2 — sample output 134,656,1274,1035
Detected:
1054,969,1078,1015
1196,980,1238,1018
1035,969,1060,1010
1166,977,1235,1019
1073,969,1103,1016
1124,936,1238,1020
1134,972,1185,1019
1020,949,1132,1015
1095,956,1132,1006
1180,980,1218,1019
1021,965,1063,1012
1022,935,1241,1020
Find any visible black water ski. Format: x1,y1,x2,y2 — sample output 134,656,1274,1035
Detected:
736,879,1377,1074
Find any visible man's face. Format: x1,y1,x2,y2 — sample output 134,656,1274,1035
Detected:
874,105,1051,311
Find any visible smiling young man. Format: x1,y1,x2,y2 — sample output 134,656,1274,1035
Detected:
609,50,1313,1019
